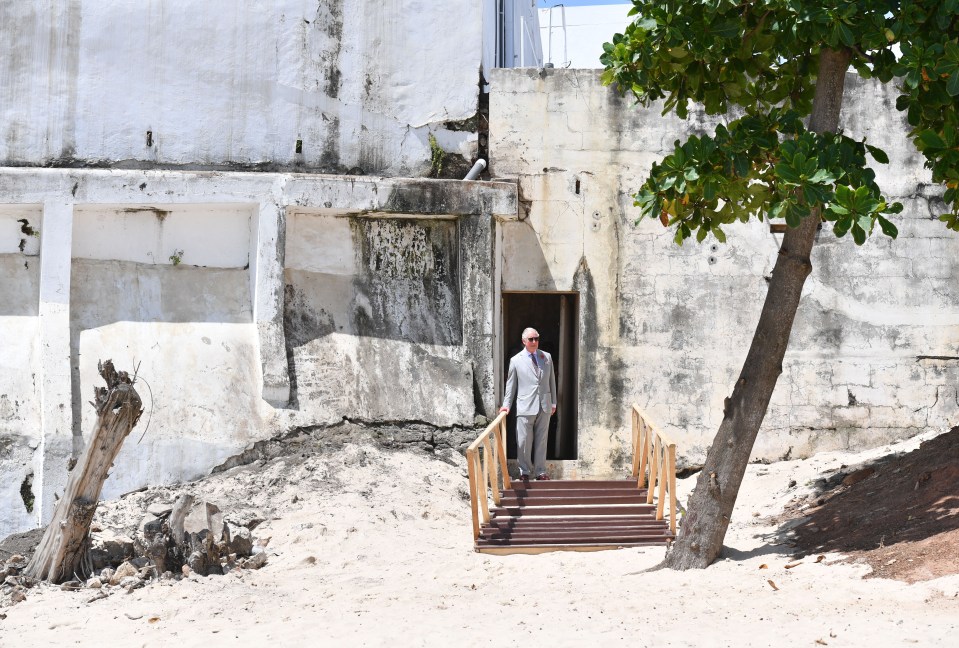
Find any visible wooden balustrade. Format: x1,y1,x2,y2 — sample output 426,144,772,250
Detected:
466,411,510,541
630,404,678,535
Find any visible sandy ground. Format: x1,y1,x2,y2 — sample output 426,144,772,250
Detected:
1,431,957,648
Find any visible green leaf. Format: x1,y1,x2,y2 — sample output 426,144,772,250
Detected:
696,226,708,243
885,202,904,215
877,216,898,238
851,223,867,245
712,227,726,243
837,23,855,48
828,204,850,216
834,216,853,237
775,162,801,185
808,168,831,184
785,207,801,228
948,71,959,97
865,145,890,164
834,184,853,205
918,130,947,150
636,17,657,31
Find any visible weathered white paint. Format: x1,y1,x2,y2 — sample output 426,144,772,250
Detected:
252,201,290,406
0,0,482,174
490,67,959,475
36,201,74,527
0,167,516,536
70,261,265,501
0,255,41,536
72,205,253,268
0,206,42,255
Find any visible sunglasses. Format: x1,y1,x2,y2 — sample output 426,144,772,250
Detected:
526,337,540,342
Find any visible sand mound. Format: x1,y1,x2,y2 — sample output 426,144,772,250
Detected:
1,430,957,647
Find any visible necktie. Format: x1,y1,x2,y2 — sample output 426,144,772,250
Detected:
531,353,538,368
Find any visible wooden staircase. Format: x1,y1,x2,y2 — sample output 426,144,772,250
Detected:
475,479,673,554
467,405,679,555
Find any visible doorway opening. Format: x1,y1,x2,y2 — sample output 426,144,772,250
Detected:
501,292,579,461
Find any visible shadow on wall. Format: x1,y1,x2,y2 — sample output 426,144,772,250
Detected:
0,254,40,317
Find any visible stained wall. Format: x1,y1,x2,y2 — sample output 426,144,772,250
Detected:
490,68,959,475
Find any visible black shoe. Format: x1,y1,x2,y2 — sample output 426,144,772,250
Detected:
535,474,551,481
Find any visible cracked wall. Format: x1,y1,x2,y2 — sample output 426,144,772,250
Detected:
490,68,959,474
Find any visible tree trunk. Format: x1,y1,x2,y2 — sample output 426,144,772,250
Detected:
663,48,852,570
25,360,143,583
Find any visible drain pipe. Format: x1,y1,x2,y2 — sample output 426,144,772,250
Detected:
463,158,487,180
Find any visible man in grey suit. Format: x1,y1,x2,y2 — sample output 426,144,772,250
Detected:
500,327,557,482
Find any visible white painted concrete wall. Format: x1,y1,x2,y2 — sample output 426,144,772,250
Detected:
0,168,516,538
490,68,959,475
0,0,482,175
0,208,42,534
538,4,632,68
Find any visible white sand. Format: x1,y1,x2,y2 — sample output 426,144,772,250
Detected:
2,433,957,647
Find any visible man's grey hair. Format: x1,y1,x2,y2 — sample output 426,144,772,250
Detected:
522,327,539,341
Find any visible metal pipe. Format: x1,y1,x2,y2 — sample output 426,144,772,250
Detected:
464,159,487,180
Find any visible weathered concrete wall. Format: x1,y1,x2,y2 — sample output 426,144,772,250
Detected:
0,0,481,176
284,213,474,428
0,168,516,537
69,202,267,501
0,208,42,536
490,68,959,475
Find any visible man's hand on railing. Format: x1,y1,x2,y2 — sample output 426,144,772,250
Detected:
499,406,509,413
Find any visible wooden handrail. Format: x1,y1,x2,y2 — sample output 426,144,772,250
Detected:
466,411,510,541
630,404,678,535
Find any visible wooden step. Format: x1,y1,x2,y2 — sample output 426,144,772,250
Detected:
499,493,650,506
491,504,655,517
475,478,672,554
509,479,639,490
483,517,665,528
477,541,669,555
480,528,670,541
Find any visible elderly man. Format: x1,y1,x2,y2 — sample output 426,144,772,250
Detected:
500,327,557,482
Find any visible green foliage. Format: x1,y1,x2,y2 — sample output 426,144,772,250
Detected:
601,0,959,243
428,133,445,178
633,112,903,245
169,249,184,266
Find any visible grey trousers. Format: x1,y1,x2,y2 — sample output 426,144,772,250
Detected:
516,410,550,476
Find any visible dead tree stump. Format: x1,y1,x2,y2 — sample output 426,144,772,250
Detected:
25,360,143,583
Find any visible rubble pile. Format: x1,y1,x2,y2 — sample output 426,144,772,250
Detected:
1,493,269,609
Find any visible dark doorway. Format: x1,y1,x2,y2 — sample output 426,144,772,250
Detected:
502,292,579,461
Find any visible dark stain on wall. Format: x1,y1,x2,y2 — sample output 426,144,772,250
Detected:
314,0,344,99
574,257,627,431
350,218,462,345
283,283,336,348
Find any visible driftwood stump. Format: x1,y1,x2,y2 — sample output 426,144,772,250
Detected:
25,360,143,583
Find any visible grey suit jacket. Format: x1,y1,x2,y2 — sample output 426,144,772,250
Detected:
502,349,557,416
